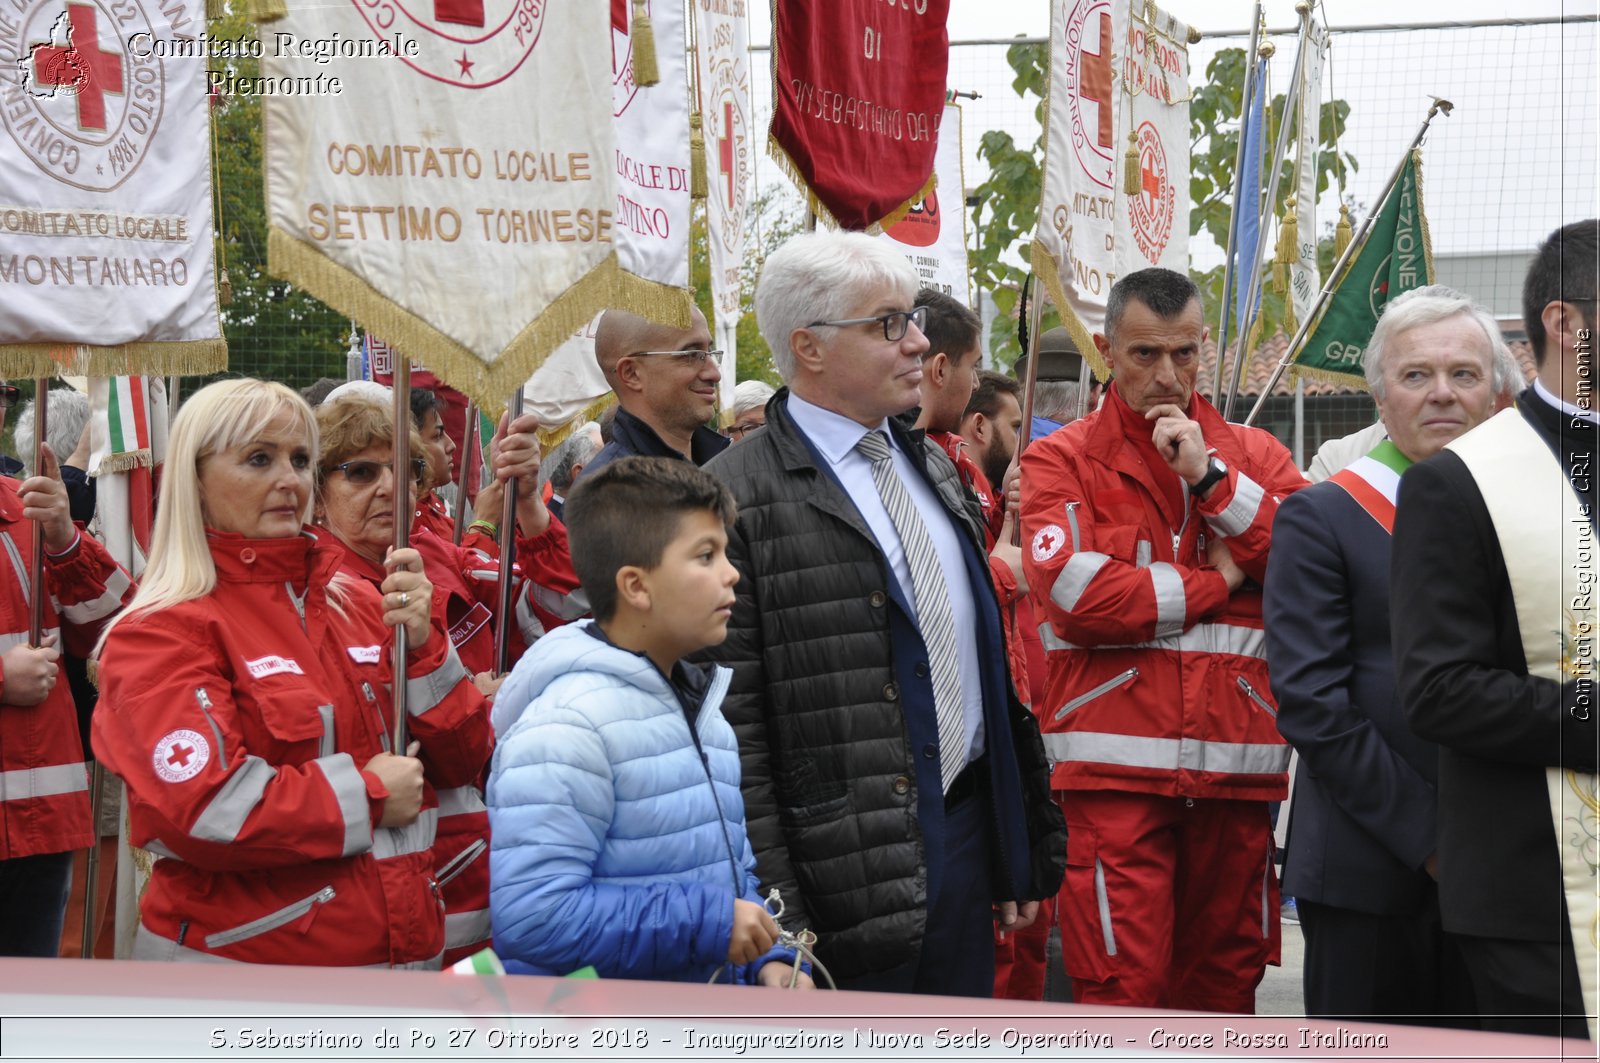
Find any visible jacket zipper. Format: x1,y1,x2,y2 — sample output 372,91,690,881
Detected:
203,886,335,949
194,688,226,762
361,681,390,753
434,838,488,889
1063,502,1082,552
1237,676,1277,719
284,581,309,634
1055,668,1139,722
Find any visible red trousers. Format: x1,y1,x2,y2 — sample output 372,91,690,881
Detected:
1056,790,1279,1013
991,895,1055,1000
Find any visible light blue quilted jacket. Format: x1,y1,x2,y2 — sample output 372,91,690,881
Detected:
488,621,784,982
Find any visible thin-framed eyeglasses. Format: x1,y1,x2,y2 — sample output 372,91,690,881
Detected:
807,305,929,342
0,385,19,410
329,458,428,488
629,348,724,365
727,420,764,438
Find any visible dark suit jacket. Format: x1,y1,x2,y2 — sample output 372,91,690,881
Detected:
1390,395,1597,941
1264,480,1438,917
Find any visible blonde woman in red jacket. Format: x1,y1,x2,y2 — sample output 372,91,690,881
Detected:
93,379,492,967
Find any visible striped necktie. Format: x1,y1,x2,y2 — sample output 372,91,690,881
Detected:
855,429,967,792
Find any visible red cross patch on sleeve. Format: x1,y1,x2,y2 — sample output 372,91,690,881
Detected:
152,729,210,783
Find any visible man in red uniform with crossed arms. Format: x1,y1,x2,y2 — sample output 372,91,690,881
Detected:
1021,268,1306,1011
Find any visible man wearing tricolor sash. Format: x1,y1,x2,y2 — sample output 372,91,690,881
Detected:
1264,285,1519,1023
1392,221,1600,1039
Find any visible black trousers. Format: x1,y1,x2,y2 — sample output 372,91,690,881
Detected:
1298,893,1477,1027
1455,933,1591,1040
0,850,74,957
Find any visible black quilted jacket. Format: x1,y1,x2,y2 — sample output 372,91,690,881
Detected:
697,390,1066,985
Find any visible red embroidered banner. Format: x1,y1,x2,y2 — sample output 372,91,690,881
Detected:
769,0,951,231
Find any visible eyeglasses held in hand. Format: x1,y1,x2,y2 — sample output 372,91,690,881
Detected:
331,458,428,488
807,305,929,342
0,385,19,410
630,348,724,365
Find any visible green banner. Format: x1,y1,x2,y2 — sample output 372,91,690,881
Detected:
1291,150,1433,387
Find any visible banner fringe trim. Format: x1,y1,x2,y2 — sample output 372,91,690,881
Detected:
0,341,226,380
765,136,936,235
1288,361,1371,392
536,393,616,451
95,450,152,476
248,0,287,22
1029,244,1108,381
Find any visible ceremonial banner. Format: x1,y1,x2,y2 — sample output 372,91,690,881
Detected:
1290,151,1433,386
1231,57,1267,332
263,2,687,409
613,0,691,294
1113,4,1191,285
1287,21,1328,331
0,0,225,376
769,0,950,231
521,314,613,449
880,102,970,304
693,0,752,412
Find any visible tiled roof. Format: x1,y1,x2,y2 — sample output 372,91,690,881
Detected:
1195,334,1536,398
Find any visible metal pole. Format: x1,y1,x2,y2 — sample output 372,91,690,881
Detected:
80,761,104,957
1209,1,1263,404
1225,5,1313,422
389,359,410,750
1293,377,1306,469
1243,102,1451,426
1011,280,1047,547
29,377,48,647
494,388,525,675
451,401,477,547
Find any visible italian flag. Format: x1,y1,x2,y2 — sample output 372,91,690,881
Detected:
89,376,168,573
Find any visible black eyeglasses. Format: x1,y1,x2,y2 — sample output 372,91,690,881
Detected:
0,385,19,410
807,305,929,342
330,458,427,488
727,420,763,438
630,348,723,365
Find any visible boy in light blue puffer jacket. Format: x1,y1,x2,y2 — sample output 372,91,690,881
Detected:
487,456,811,986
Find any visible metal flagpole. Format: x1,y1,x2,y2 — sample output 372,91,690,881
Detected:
494,388,525,675
1011,276,1046,547
452,401,477,547
389,359,411,751
1208,1,1264,404
1243,99,1452,427
80,762,103,956
1224,4,1313,421
28,377,48,648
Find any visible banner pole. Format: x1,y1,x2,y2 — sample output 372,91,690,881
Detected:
1242,101,1449,426
1209,1,1263,404
389,359,411,751
1224,5,1312,421
80,761,104,957
494,388,525,675
452,401,477,546
29,377,48,647
1011,275,1046,547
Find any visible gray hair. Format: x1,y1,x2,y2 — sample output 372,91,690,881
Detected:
541,421,603,493
15,388,91,474
730,380,776,420
1364,284,1520,400
1031,381,1081,422
755,230,918,381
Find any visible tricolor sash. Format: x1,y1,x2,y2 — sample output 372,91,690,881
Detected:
1449,408,1598,1035
1328,439,1410,534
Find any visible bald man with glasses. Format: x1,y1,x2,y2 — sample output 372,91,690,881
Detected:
581,306,730,479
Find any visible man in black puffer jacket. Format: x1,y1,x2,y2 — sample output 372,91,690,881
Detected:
698,231,1065,995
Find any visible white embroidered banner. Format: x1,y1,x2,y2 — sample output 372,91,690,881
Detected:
1289,20,1328,332
1113,3,1191,283
0,0,224,376
614,0,691,295
880,102,970,304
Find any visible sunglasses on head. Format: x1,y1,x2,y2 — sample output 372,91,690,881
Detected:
330,458,427,488
0,385,19,410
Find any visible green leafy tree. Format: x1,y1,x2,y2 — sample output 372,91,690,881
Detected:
689,186,804,388
970,40,1357,367
209,10,348,389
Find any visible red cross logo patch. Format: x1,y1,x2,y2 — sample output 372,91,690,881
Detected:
153,728,210,783
1032,523,1068,563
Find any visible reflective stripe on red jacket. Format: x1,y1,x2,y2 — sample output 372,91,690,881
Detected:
0,479,134,860
1020,387,1306,801
94,531,492,967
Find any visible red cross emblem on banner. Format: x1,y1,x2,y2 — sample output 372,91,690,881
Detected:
1079,12,1113,150
1141,159,1163,203
718,100,736,209
434,0,483,28
30,3,123,133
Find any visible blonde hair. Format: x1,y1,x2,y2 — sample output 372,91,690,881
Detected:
97,379,319,652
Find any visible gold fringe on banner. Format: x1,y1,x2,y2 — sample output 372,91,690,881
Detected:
766,135,936,235
535,393,615,452
0,340,226,381
248,0,286,23
630,0,659,88
689,112,708,200
1029,242,1109,381
1288,360,1371,392
96,449,153,476
268,227,690,409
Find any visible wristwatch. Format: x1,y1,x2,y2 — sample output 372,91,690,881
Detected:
1190,457,1228,497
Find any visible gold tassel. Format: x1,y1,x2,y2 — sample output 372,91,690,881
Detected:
218,266,232,306
689,111,707,200
1123,131,1141,197
1334,204,1354,260
249,0,286,21
205,0,225,20
1272,196,1297,294
630,0,659,88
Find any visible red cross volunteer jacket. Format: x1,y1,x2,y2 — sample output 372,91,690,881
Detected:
93,531,492,968
1020,388,1306,801
0,478,134,860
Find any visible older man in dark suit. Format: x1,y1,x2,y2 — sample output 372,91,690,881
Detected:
1264,284,1522,1022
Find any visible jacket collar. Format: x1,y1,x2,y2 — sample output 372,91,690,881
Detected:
611,405,731,466
208,528,342,588
316,526,386,586
767,387,931,477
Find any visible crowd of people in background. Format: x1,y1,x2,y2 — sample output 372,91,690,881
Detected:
0,219,1594,1039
